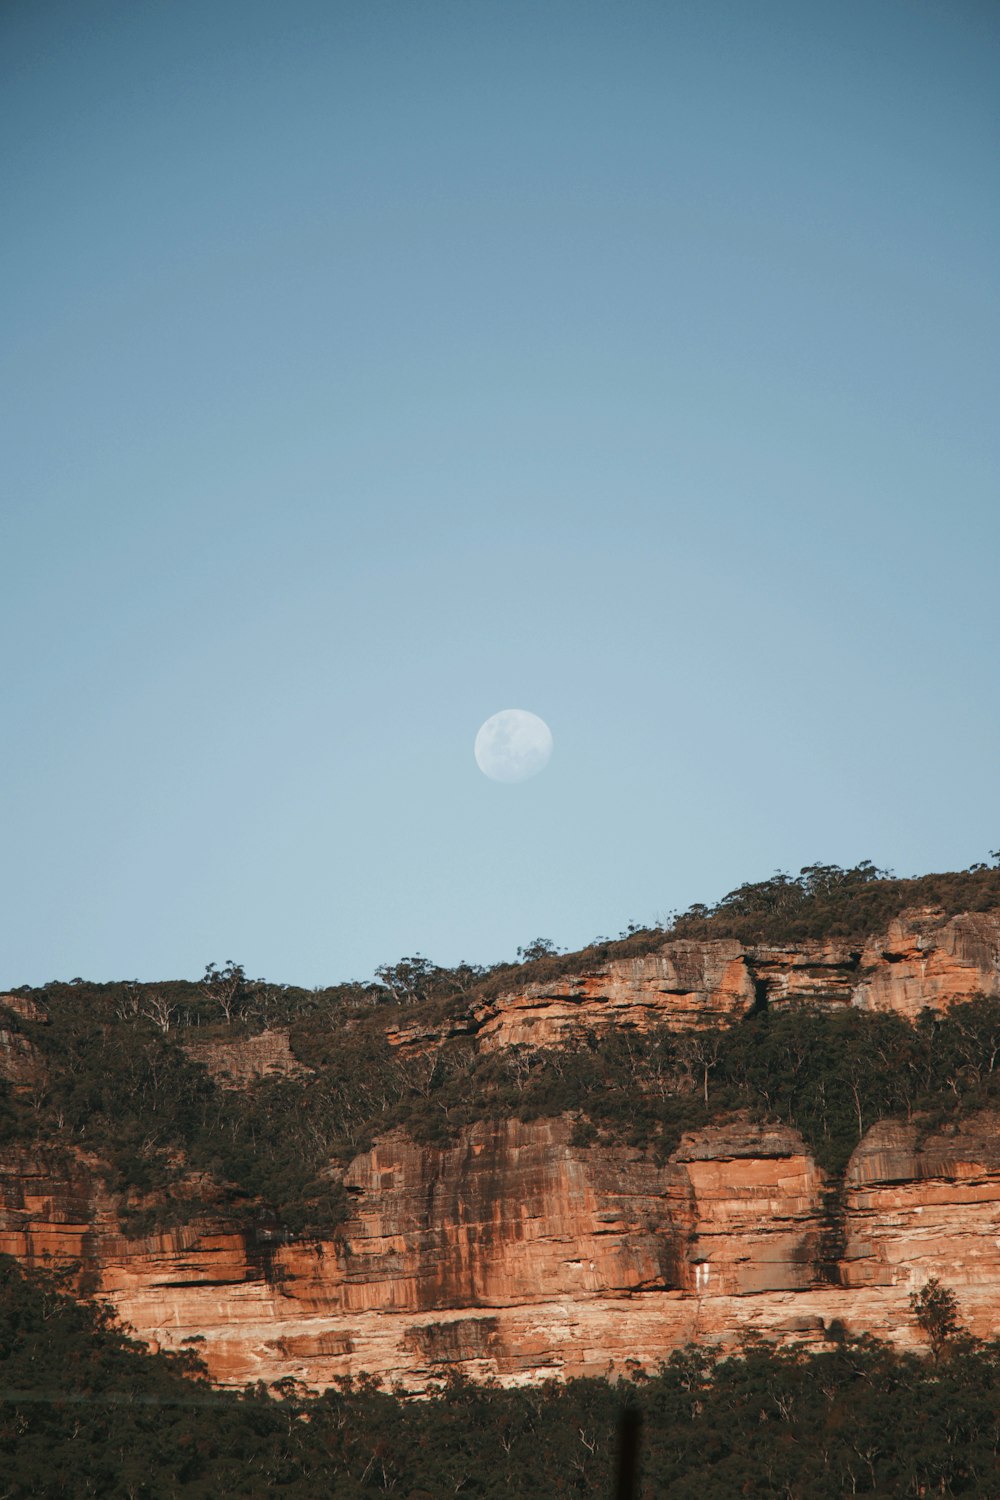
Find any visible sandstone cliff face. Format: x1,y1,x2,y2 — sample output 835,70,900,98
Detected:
3,909,1000,1394
471,944,756,1050
855,911,1000,1019
3,1109,999,1393
181,1029,308,1088
389,908,1000,1054
0,995,48,1094
843,1115,1000,1296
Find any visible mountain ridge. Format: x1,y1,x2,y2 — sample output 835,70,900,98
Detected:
2,863,1000,1391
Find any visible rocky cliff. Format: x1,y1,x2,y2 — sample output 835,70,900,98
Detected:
1,904,999,1393
2,1111,999,1393
388,906,1000,1053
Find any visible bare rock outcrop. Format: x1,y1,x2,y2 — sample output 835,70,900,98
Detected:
3,910,1000,1392
2,1108,999,1392
855,910,1000,1019
182,1028,308,1088
0,995,47,1093
390,909,1000,1054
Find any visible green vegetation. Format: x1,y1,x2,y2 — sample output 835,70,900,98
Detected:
434,859,1000,1004
5,985,1000,1237
668,858,1000,945
4,861,1000,1237
910,1278,964,1362
0,974,400,1237
3,866,1000,1491
0,1255,997,1497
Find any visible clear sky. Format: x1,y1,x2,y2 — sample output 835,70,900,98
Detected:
2,0,998,989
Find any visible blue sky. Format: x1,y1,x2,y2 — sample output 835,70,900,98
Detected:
2,0,998,988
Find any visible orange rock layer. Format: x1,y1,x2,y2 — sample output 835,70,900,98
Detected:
388,907,1000,1053
2,907,999,1393
2,1110,999,1392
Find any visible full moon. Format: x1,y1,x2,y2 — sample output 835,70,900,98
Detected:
474,709,553,783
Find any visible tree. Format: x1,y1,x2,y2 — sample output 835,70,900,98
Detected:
517,938,559,962
202,961,256,1023
678,1031,723,1105
374,955,440,1005
138,988,178,1034
909,1278,962,1358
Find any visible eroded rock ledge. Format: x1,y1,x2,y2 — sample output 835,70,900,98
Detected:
388,907,1000,1053
2,1109,999,1392
2,906,998,1393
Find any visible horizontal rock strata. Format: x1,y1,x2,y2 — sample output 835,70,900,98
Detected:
2,1109,999,1392
3,908,1000,1393
388,908,1000,1053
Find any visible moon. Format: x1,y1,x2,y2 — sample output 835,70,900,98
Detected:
474,709,553,783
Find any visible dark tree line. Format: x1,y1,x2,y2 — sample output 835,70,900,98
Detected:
0,1255,997,1498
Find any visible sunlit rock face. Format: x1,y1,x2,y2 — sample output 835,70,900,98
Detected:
3,1109,1000,1393
667,1121,825,1299
388,908,1000,1055
474,945,756,1049
2,908,999,1393
854,910,1000,1019
842,1113,1000,1294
